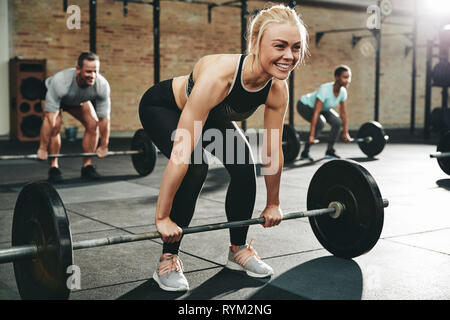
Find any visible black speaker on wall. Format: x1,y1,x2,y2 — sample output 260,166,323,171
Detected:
9,57,46,141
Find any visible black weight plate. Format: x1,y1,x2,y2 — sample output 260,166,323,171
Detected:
432,61,450,87
131,129,157,176
437,131,450,175
357,121,386,157
431,107,445,130
282,124,301,163
307,160,384,258
445,109,450,129
12,181,73,299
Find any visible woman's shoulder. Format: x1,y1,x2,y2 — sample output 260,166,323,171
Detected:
266,78,288,108
316,82,334,95
270,78,288,92
197,53,241,65
339,86,348,99
319,81,334,89
193,54,241,79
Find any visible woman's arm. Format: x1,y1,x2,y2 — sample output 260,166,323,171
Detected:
259,80,289,228
156,58,233,242
339,101,351,142
309,98,323,144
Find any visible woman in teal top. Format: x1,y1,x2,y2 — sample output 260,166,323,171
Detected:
297,65,352,160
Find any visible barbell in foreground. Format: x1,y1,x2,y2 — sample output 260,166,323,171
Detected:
2,159,388,299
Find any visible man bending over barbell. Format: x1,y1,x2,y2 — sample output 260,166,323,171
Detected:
36,52,111,183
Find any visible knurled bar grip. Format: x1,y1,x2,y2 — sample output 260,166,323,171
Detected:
0,199,388,264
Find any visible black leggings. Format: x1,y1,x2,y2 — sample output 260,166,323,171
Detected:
297,100,342,150
138,79,256,254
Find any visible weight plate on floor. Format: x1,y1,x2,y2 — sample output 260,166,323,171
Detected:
437,131,450,175
431,107,446,130
357,121,387,157
12,181,73,299
131,129,157,176
307,160,384,258
282,124,301,163
432,61,450,87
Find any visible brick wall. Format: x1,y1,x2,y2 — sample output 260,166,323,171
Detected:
10,0,445,134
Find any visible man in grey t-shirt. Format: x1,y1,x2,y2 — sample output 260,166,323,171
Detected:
36,52,111,182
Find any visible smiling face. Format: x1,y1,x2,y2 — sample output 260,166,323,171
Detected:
256,23,302,80
336,70,352,88
76,59,99,87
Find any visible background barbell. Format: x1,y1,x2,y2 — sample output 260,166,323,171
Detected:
282,121,390,163
0,129,157,177
429,130,450,175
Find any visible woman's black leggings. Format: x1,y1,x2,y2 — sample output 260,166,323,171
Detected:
139,79,256,254
297,100,342,150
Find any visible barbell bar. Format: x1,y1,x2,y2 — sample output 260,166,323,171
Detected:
281,139,320,146
0,129,157,177
0,150,142,160
282,135,374,146
429,152,450,159
282,121,390,163
430,130,450,175
4,159,387,299
353,136,373,144
0,198,389,265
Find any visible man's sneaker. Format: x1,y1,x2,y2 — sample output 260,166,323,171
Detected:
226,239,274,278
81,165,101,180
325,148,341,159
48,167,63,183
300,150,314,161
153,253,189,292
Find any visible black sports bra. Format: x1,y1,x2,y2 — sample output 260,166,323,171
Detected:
185,54,273,121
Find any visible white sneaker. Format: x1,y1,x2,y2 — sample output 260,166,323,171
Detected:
153,253,189,292
225,239,274,278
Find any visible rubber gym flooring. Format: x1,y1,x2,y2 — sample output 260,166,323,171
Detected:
0,131,449,300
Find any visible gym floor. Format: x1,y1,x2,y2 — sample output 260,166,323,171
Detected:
0,132,449,300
